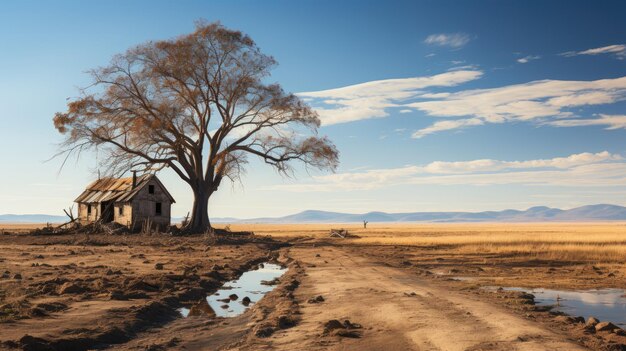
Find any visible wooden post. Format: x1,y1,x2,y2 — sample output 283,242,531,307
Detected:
132,170,138,188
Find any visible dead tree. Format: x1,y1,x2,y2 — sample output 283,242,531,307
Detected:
56,205,78,230
63,205,76,222
53,22,339,233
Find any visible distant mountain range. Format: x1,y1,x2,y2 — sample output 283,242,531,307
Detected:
0,214,68,223
212,204,626,223
4,204,626,224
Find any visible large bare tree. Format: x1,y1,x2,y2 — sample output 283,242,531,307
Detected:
54,22,339,232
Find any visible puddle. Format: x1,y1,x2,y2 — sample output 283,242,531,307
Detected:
499,287,626,326
179,262,287,318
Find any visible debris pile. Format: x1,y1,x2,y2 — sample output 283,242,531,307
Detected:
329,229,360,239
30,221,132,236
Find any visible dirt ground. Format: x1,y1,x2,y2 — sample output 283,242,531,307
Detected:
0,232,284,350
1,223,626,350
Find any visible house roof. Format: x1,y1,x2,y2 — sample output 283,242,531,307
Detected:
74,174,175,204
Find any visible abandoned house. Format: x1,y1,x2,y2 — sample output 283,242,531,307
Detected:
75,173,175,229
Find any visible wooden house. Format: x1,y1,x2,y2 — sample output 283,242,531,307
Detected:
74,174,175,230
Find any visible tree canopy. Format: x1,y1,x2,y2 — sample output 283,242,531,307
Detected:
54,22,339,231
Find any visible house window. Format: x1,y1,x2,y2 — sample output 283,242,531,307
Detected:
118,205,124,216
148,185,155,194
156,202,162,215
87,204,92,214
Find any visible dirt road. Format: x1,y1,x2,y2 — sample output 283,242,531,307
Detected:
2,231,612,350
264,246,587,351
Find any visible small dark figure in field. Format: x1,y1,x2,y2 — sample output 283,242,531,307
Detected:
363,220,368,229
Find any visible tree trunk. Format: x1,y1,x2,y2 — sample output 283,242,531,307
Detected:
189,185,211,233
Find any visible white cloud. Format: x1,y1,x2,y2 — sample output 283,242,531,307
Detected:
580,45,626,55
517,55,541,64
424,33,471,48
412,118,484,138
408,76,626,137
267,151,626,192
419,92,450,99
297,70,483,125
549,114,626,130
423,151,621,173
448,64,480,72
561,44,626,59
299,69,626,138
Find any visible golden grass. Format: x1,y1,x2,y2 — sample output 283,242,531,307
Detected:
4,221,626,262
222,222,626,262
0,223,47,233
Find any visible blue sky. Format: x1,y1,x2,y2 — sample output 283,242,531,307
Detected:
2,0,626,217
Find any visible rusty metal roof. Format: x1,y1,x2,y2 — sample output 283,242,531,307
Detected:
74,174,175,204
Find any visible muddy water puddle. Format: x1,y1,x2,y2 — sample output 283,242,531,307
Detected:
180,262,287,318
500,287,626,326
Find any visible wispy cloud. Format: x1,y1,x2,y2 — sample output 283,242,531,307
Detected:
549,114,626,129
297,70,482,125
423,151,621,173
448,64,480,72
408,76,626,137
267,151,626,192
561,44,626,59
424,33,471,48
412,118,484,138
517,55,541,64
300,70,626,137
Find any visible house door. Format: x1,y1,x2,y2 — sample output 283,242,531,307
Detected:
100,201,114,223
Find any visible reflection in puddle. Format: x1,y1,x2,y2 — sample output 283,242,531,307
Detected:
179,307,190,317
501,287,626,326
179,263,287,318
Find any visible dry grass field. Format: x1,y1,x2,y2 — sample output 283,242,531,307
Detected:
7,221,626,262
225,222,626,263
5,221,626,263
